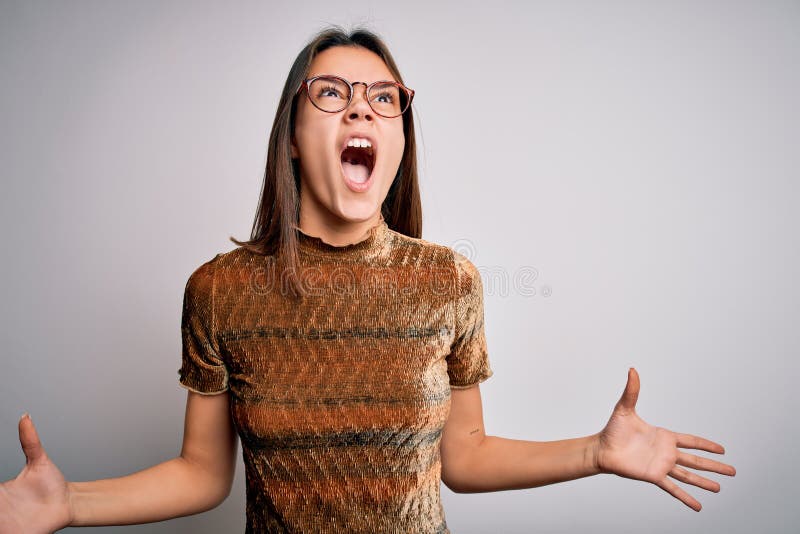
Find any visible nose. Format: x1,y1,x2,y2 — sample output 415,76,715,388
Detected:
346,82,374,121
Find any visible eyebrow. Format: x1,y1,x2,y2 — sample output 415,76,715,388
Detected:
308,73,398,84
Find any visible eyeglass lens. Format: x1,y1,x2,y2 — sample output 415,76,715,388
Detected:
308,77,409,117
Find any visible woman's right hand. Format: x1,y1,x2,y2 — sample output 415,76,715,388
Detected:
0,414,73,533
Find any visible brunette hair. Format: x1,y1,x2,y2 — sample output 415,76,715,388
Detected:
230,25,421,300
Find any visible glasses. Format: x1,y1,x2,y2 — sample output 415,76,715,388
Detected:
296,75,415,118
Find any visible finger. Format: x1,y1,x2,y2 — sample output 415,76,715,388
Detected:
669,466,721,493
18,413,46,465
657,477,702,512
677,451,737,476
616,367,640,412
676,432,726,454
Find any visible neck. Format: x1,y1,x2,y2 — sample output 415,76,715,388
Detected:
297,207,383,248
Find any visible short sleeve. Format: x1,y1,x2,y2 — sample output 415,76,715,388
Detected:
178,257,229,395
447,251,494,389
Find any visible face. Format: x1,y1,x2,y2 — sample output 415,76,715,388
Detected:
291,46,406,228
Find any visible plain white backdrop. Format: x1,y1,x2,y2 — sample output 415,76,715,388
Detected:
1,1,797,532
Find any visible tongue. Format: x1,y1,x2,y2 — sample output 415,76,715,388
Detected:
342,161,370,184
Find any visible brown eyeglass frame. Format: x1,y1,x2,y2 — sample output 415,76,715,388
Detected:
296,75,415,118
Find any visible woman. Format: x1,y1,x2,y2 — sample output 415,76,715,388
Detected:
1,26,735,533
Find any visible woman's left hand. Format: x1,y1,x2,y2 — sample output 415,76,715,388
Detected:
595,368,736,511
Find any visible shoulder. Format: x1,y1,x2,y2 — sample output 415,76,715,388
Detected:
384,227,458,266
182,254,223,314
185,254,219,294
211,246,257,265
194,246,265,276
185,247,253,293
385,228,480,297
451,250,482,299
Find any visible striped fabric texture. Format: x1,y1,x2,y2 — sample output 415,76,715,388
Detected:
178,216,493,533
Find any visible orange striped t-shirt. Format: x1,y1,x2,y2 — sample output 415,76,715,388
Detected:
178,216,493,533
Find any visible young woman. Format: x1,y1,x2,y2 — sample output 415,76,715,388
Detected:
1,26,735,533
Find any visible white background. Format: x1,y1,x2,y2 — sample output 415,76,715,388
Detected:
1,1,797,532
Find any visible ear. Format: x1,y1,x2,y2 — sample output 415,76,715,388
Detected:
290,136,299,159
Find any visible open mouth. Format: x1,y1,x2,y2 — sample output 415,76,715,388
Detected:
340,144,375,185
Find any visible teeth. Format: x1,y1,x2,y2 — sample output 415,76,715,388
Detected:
346,137,372,150
344,137,374,157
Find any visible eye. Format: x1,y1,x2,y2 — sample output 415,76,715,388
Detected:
317,84,344,99
371,90,394,104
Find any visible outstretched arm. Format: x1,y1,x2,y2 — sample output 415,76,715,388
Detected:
1,391,237,532
439,368,736,511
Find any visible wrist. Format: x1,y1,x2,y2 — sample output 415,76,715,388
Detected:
585,433,603,476
66,481,80,527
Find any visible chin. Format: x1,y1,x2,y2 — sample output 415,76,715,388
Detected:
331,198,381,223
332,176,390,218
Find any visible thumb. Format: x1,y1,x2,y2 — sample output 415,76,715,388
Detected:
18,413,48,466
615,368,640,413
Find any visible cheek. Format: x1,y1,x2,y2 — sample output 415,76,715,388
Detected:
296,132,334,176
385,127,406,168
294,107,333,167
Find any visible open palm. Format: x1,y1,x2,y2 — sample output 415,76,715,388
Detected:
596,368,736,511
0,415,73,533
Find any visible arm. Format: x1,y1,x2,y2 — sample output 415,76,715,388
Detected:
68,457,222,526
440,385,601,493
440,369,736,510
68,389,238,526
1,390,237,532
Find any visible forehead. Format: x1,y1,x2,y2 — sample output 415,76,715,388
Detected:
307,46,396,83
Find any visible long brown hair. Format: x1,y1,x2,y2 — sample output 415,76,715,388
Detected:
230,25,422,300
